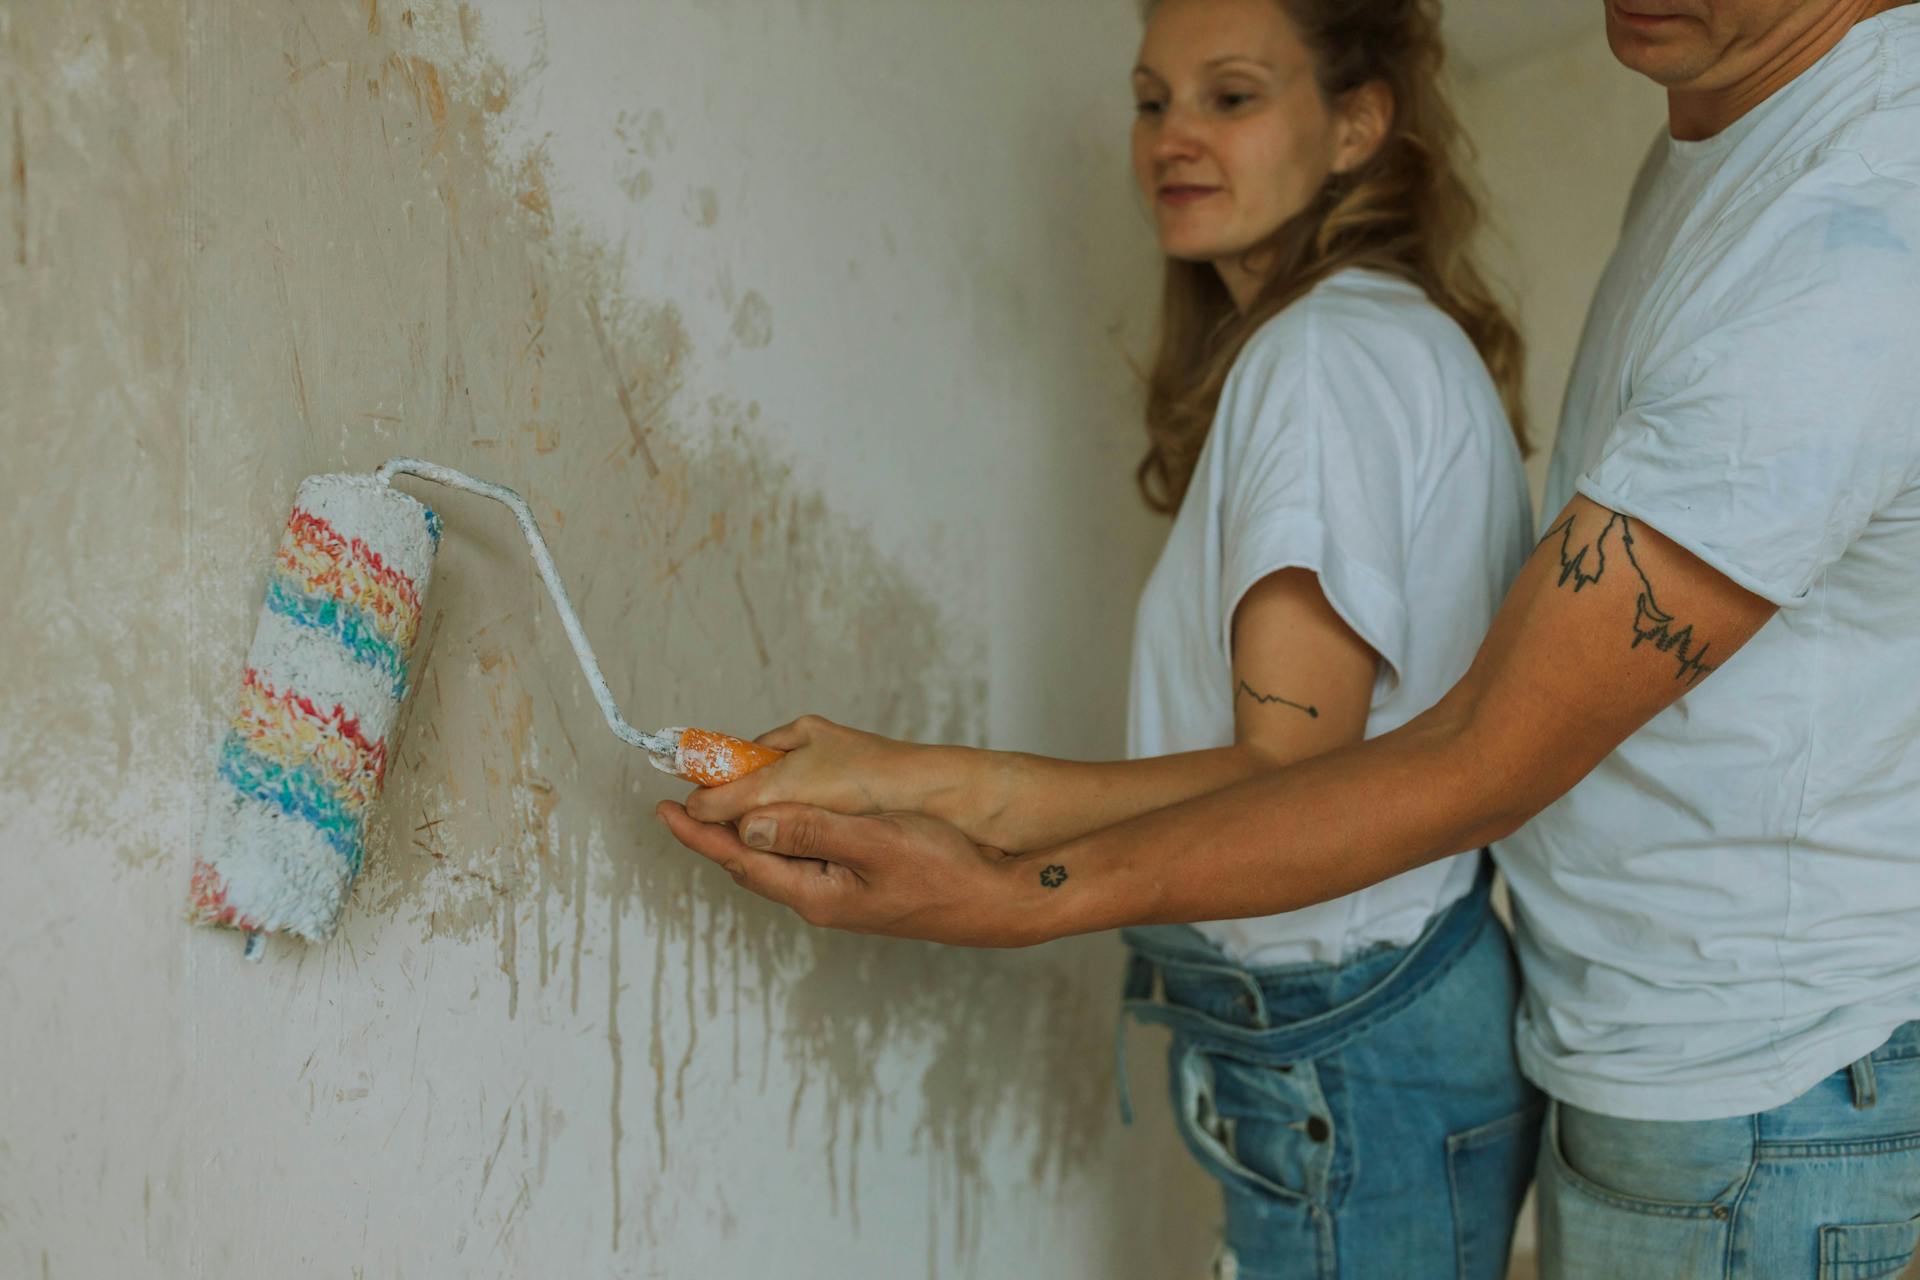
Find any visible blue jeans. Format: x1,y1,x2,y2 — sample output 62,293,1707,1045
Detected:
1538,1021,1920,1279
1121,859,1541,1280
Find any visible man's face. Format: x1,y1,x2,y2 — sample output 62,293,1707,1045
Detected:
1603,0,1827,89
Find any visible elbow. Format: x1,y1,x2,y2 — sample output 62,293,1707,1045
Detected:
1472,805,1536,850
1423,694,1559,852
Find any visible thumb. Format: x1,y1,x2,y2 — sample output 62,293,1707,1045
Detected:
738,803,885,870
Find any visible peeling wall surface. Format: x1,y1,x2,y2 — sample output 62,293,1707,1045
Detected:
0,1,1218,1275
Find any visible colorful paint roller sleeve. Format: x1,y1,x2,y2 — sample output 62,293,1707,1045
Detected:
188,474,440,945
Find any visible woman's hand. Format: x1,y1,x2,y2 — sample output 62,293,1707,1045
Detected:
655,800,1057,948
684,714,993,831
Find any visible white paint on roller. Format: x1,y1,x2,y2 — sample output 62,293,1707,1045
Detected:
195,473,440,944
200,793,357,940
247,609,402,717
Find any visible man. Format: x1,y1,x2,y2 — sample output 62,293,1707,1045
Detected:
663,1,1920,1272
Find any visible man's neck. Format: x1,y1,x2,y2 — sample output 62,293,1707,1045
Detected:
1668,0,1904,141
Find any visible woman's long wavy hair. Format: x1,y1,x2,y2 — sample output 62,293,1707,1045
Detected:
1137,0,1528,514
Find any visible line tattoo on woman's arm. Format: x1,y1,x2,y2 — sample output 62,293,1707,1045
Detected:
1236,680,1319,718
1543,512,1716,685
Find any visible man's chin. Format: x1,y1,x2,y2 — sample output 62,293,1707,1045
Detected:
1606,19,1710,86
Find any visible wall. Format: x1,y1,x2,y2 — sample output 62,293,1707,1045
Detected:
0,1,1219,1276
1457,33,1670,505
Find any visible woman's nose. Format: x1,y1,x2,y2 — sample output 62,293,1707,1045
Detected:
1151,106,1205,164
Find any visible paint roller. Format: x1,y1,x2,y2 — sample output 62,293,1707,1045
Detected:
187,457,782,955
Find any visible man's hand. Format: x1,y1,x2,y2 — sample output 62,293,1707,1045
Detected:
655,801,1052,948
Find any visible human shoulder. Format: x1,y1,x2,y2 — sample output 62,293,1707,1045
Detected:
1776,11,1920,192
1744,12,1920,299
1842,11,1920,187
1214,270,1489,473
1865,4,1920,178
1700,166,1920,328
1232,269,1467,387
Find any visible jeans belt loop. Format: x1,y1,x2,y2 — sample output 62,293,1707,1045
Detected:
1850,1054,1879,1110
1232,971,1268,1028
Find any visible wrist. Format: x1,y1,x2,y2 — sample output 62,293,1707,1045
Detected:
996,834,1143,945
919,746,1014,836
989,851,1074,947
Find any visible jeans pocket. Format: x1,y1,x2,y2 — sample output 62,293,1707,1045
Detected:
1819,1217,1920,1279
1537,1102,1739,1280
1169,1040,1330,1205
1446,1098,1544,1280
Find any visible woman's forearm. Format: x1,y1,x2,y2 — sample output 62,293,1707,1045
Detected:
927,742,1288,853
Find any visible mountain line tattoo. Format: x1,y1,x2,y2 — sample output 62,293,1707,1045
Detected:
1544,511,1716,686
1236,680,1319,719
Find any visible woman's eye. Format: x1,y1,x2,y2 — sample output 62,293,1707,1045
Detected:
1134,99,1166,117
1215,92,1255,111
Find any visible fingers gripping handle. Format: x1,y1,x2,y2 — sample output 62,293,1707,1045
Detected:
664,728,785,787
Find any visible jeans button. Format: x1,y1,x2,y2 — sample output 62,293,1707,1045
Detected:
1306,1116,1331,1143
1711,1205,1729,1221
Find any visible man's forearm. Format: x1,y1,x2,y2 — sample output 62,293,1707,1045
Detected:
1012,703,1525,942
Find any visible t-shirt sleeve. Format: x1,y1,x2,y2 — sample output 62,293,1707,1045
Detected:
1576,190,1920,607
1213,311,1413,689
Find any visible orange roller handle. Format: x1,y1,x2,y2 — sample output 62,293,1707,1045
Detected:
672,727,786,788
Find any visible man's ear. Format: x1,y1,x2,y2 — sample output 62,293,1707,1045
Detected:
1332,79,1394,175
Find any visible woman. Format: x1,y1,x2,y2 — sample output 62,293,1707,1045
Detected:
670,0,1539,1273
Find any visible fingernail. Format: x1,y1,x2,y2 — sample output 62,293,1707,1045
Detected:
742,818,775,849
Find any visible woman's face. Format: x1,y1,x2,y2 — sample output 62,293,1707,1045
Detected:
1131,0,1360,305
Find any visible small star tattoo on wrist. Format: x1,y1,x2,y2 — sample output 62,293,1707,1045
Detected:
1039,865,1069,889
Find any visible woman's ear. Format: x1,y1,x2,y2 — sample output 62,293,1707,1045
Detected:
1331,80,1394,175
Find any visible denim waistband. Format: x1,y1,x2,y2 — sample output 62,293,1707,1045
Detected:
1115,857,1496,1123
1868,1020,1920,1062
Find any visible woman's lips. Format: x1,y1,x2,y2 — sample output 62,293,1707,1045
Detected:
1158,185,1220,207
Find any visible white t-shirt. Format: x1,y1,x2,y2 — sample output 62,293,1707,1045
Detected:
1496,7,1920,1121
1128,268,1533,966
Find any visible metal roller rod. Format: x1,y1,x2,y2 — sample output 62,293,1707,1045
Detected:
374,457,679,769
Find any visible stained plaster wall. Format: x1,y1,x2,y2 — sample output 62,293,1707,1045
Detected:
1456,32,1670,504
0,1,1219,1275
